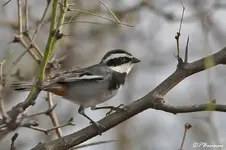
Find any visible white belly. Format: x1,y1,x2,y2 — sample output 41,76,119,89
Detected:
64,85,121,108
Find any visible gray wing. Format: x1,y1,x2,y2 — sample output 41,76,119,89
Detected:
50,65,108,83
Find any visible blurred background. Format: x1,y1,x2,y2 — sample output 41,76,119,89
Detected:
1,0,226,149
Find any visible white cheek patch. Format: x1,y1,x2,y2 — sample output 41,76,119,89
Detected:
126,65,133,74
110,63,134,74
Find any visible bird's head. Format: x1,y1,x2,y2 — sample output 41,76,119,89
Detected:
100,49,140,74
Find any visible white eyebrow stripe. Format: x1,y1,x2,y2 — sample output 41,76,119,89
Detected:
104,53,132,62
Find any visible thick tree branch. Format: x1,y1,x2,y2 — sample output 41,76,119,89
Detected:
31,46,226,150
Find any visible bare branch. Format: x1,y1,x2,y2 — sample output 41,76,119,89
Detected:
31,46,226,150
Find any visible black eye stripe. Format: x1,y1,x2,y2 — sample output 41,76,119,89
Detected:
106,57,131,66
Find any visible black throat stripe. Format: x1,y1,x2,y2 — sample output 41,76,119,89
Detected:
108,72,127,90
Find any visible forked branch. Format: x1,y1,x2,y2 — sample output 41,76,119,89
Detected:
31,46,226,150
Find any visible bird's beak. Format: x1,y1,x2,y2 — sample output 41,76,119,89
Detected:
131,57,141,63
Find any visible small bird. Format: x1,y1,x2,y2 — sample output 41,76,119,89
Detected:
11,49,140,134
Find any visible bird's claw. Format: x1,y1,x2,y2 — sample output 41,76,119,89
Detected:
106,104,127,116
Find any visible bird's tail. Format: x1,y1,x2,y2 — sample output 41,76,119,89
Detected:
11,81,34,91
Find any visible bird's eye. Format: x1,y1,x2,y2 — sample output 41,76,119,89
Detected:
121,57,129,63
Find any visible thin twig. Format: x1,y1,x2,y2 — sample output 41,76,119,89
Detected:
175,0,185,58
178,0,185,35
18,104,57,120
179,123,192,150
99,0,122,26
62,7,79,34
25,0,29,31
46,121,75,133
47,92,62,137
13,37,39,62
57,0,68,31
22,119,75,135
9,0,50,70
17,0,23,39
27,0,52,59
6,37,40,78
24,33,43,57
68,8,134,27
0,59,6,79
7,0,42,78
0,59,6,119
61,20,134,27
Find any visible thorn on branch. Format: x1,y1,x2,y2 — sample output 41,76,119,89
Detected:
46,0,51,4
29,43,35,49
22,30,29,37
11,36,21,43
184,36,189,63
2,0,11,6
211,99,216,104
68,117,74,123
51,29,63,40
45,104,57,116
10,132,19,150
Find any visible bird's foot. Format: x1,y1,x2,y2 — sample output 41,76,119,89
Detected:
106,104,127,116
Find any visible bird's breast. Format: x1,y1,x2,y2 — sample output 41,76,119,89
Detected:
108,72,126,91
